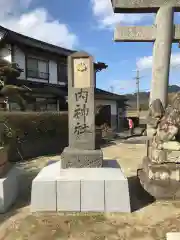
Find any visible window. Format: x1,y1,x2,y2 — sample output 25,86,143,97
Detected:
27,57,49,80
58,62,67,84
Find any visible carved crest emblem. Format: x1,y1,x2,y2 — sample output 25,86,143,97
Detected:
76,62,87,72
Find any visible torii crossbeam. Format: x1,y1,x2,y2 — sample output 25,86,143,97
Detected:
111,0,180,108
111,0,180,13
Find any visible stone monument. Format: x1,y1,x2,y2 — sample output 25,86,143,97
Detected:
61,51,103,168
31,51,131,213
110,0,180,199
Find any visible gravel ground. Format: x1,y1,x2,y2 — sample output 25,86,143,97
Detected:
0,142,180,240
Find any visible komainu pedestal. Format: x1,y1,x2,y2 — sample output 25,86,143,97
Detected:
138,156,180,199
138,93,180,199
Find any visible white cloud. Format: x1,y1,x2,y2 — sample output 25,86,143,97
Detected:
0,0,78,49
91,0,148,29
136,56,153,70
137,53,180,70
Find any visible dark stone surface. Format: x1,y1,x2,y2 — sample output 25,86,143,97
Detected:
61,147,103,168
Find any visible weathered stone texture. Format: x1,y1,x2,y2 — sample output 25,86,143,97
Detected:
147,115,159,129
162,141,180,151
166,150,180,163
111,0,180,13
138,95,180,199
157,125,178,141
114,26,155,42
150,99,164,118
61,51,103,169
151,148,167,163
114,24,180,42
61,147,103,169
138,161,180,199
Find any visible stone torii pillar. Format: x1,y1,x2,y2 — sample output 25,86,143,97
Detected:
111,0,180,109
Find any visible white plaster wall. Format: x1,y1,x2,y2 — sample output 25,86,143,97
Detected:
13,46,26,79
95,99,117,115
0,44,12,62
49,60,57,84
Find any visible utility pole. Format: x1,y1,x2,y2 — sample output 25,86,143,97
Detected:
133,69,141,118
136,69,140,117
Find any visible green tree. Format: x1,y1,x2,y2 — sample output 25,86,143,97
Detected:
0,59,32,111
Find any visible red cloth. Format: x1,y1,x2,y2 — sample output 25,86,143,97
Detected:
128,119,133,129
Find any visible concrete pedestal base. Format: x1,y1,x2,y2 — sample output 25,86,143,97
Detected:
0,165,19,213
61,147,103,168
137,157,180,200
166,232,180,240
31,160,131,213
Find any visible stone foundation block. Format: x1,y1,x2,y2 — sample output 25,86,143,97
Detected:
31,179,57,212
57,180,80,211
31,161,131,213
0,166,19,213
105,179,130,212
81,180,104,212
166,232,180,240
61,147,103,169
31,164,60,212
138,161,180,200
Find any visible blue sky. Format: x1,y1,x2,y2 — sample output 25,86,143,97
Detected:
1,0,180,94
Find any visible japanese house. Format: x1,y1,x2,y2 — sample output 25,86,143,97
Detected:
0,25,127,130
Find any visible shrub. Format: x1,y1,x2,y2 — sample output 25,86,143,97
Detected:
0,111,68,161
0,111,67,140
